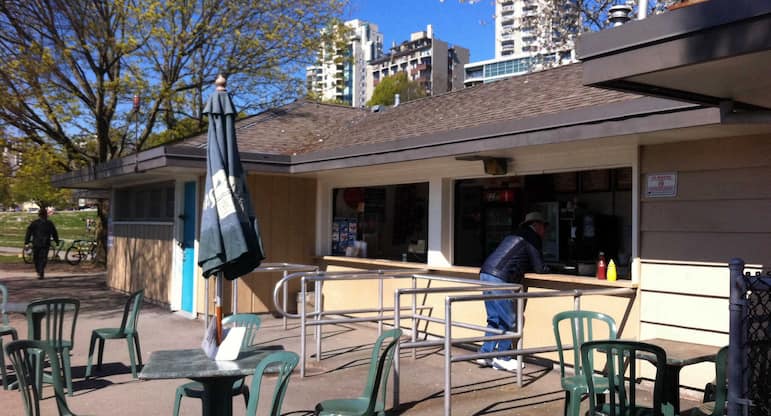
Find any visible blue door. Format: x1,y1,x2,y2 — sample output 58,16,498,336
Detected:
181,181,196,313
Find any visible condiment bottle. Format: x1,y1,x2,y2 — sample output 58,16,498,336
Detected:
596,252,607,280
607,259,617,282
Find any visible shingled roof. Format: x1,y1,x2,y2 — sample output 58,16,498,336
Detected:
180,63,640,157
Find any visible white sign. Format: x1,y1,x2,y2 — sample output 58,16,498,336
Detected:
646,172,677,197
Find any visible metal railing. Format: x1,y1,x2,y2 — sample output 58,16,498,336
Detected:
272,269,636,416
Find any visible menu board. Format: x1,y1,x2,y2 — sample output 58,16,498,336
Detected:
580,170,610,192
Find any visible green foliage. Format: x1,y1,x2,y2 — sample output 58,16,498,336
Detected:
10,145,73,209
0,0,347,167
0,210,98,249
367,73,427,107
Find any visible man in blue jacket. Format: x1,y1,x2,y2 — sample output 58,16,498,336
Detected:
24,208,59,280
477,211,549,371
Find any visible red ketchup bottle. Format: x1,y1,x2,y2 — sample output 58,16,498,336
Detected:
596,252,607,280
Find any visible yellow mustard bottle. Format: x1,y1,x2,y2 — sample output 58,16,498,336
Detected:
607,259,617,281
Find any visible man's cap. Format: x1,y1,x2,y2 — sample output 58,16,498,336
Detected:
520,211,548,227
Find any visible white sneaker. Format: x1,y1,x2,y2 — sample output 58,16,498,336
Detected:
474,358,493,367
492,358,522,372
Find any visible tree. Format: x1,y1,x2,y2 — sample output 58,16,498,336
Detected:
367,73,427,107
10,145,72,210
0,0,346,166
0,0,345,263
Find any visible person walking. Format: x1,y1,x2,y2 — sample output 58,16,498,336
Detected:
477,211,549,371
24,208,60,280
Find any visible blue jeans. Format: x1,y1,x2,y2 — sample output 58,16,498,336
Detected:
479,272,516,360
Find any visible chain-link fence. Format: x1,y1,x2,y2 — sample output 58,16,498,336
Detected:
729,258,771,416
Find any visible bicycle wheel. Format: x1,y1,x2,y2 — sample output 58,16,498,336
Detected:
22,246,33,264
65,244,83,265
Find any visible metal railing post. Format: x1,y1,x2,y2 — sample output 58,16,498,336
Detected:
315,275,322,362
444,296,453,416
516,295,524,386
411,275,417,360
282,270,288,329
378,270,384,335
728,258,747,416
393,288,401,407
300,275,307,377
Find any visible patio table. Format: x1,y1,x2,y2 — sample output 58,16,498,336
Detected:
639,338,720,414
139,347,276,416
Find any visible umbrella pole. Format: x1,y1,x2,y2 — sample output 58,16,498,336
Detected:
205,278,209,331
216,272,223,345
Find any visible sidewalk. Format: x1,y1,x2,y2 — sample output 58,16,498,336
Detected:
0,266,697,415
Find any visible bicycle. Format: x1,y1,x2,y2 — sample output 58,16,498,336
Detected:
22,240,65,264
65,239,97,265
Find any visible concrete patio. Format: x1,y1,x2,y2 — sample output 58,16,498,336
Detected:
0,266,700,415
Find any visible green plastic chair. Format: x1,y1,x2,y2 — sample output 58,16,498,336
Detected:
686,345,728,416
5,339,83,416
85,289,144,379
553,310,618,416
245,350,300,416
581,340,674,416
173,313,262,416
314,328,403,416
1,283,19,390
26,298,79,397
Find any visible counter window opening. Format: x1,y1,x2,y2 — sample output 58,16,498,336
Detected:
331,183,429,262
454,167,633,279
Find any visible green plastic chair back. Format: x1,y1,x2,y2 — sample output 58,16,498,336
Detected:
553,310,617,416
0,283,9,325
85,289,144,379
244,350,299,416
119,289,144,336
5,339,80,416
223,313,262,350
688,345,728,416
581,340,673,416
1,282,19,390
315,328,403,416
26,298,79,396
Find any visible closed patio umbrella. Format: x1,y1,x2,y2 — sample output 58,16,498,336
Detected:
198,75,265,344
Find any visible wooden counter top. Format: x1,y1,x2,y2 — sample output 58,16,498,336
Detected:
319,256,638,289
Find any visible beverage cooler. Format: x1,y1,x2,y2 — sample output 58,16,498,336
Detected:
481,188,522,258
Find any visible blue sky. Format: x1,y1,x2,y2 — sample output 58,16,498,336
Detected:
343,0,497,62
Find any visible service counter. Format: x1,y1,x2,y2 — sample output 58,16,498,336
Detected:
319,255,638,289
318,255,640,361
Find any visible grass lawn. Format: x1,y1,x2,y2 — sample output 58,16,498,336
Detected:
0,210,98,249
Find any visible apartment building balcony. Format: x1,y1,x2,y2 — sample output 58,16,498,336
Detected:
410,63,431,75
500,5,515,13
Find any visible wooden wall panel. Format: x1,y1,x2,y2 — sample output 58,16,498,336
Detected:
642,166,771,201
640,263,728,297
108,223,173,305
640,135,771,266
641,232,771,264
641,135,771,173
208,174,318,314
640,291,728,332
641,199,771,233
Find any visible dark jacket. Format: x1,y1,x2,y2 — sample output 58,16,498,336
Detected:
480,225,548,283
25,218,59,248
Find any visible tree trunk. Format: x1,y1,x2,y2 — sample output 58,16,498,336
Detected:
95,199,109,265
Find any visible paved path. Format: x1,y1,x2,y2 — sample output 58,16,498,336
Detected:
0,267,700,415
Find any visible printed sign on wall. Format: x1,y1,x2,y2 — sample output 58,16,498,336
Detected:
646,172,677,197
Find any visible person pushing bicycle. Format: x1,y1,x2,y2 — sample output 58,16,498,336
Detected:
24,208,60,279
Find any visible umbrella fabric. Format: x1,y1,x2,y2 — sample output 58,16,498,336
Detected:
198,89,265,280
